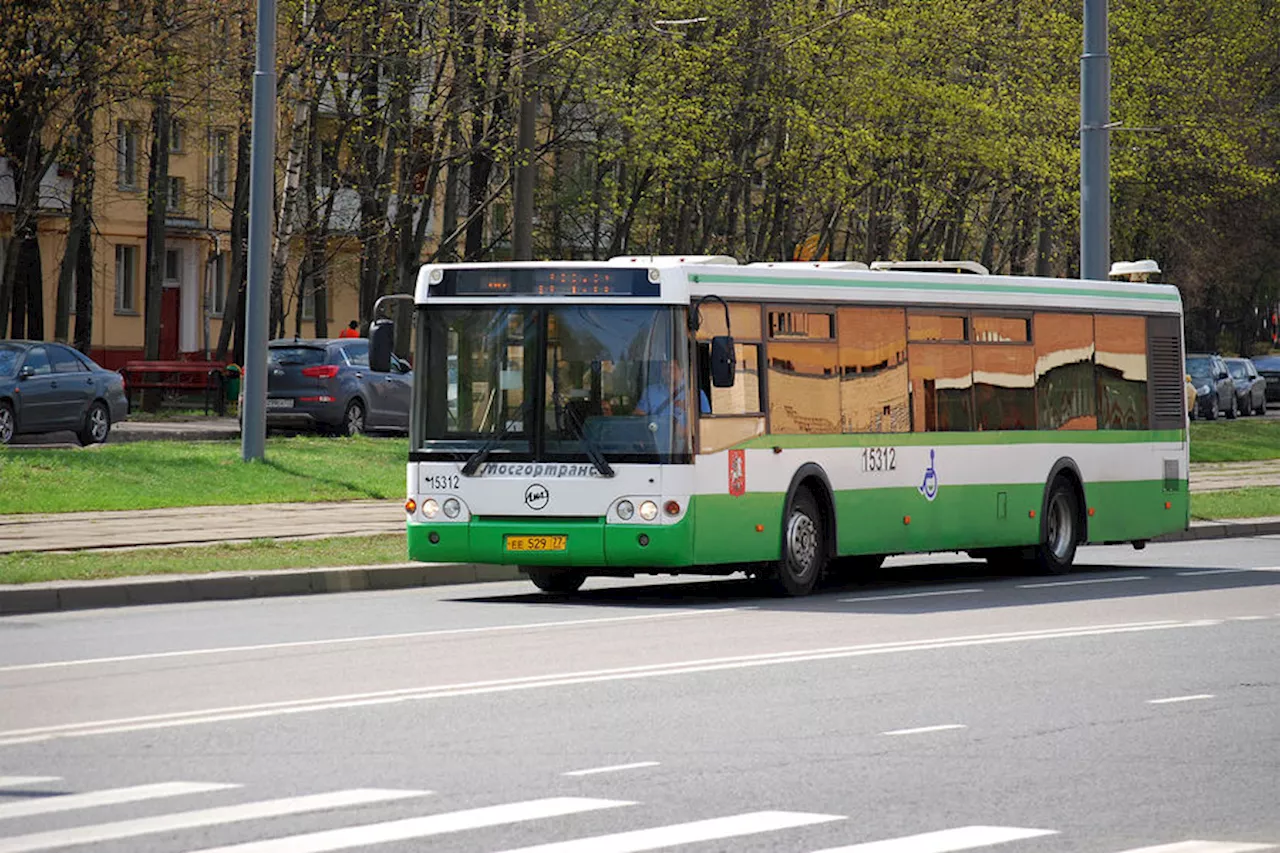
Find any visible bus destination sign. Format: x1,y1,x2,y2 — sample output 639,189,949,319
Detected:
440,267,660,298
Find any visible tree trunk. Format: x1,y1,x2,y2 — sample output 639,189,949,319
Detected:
214,124,251,363
73,223,93,354
143,95,171,363
56,91,96,343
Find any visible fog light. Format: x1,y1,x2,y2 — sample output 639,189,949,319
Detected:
617,500,635,520
428,531,440,544
404,498,417,514
639,500,658,521
423,498,440,518
664,500,680,516
637,533,650,546
443,498,461,518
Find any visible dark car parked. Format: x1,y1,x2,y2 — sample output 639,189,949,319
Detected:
1225,357,1267,416
1186,353,1237,419
1254,354,1280,406
0,341,129,445
260,338,411,435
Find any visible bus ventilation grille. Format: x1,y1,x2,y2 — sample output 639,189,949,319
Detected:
1146,319,1185,430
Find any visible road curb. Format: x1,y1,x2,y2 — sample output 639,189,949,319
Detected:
1152,519,1280,543
0,562,525,616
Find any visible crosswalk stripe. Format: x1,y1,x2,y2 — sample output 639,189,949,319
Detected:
1105,842,1276,852
490,810,846,853
0,782,238,821
809,825,1057,853
183,798,633,853
0,788,426,853
0,778,59,789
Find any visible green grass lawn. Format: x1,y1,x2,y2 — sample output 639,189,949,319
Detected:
0,535,408,585
1190,487,1280,521
0,435,406,513
1189,417,1280,463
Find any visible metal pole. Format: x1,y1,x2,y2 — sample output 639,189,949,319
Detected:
1080,0,1110,282
241,0,277,461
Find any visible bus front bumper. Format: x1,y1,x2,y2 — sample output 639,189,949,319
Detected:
407,516,694,568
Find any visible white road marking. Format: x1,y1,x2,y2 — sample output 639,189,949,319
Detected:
1176,569,1255,576
0,777,58,789
1018,576,1149,589
183,798,632,853
0,609,748,673
1106,842,1276,852
0,782,237,821
1230,616,1269,621
881,724,967,736
491,810,845,853
0,619,1217,747
562,762,660,777
809,824,1057,852
0,789,426,853
1148,694,1215,705
841,589,983,603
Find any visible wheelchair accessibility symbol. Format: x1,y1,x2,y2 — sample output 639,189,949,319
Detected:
918,449,939,501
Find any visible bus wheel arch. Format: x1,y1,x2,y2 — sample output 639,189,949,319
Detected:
767,465,835,596
1037,459,1087,574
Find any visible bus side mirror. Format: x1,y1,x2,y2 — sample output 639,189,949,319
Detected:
710,336,736,387
369,318,394,373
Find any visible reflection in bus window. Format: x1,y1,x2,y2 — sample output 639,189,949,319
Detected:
973,344,1035,430
908,314,968,342
838,307,909,433
707,343,763,415
768,341,840,433
769,310,834,340
908,343,973,431
972,315,1030,343
1034,313,1096,430
1095,314,1149,429
695,302,762,341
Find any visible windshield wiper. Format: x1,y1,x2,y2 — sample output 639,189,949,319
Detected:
461,403,529,476
577,426,615,478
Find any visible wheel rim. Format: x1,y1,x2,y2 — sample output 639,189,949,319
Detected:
90,406,109,441
1045,492,1074,560
347,404,364,434
785,510,819,580
0,408,12,443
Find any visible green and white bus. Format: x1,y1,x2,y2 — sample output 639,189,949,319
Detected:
369,256,1188,596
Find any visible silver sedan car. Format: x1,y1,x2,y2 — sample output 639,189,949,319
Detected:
0,341,129,445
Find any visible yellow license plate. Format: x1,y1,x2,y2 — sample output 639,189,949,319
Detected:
505,535,568,552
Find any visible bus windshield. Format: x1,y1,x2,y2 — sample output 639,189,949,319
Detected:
420,304,693,464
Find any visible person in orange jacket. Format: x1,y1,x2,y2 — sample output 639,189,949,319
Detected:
339,320,359,338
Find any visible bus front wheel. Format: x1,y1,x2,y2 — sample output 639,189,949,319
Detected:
524,567,586,594
766,489,826,596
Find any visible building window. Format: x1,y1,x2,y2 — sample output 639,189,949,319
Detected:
211,252,227,316
169,119,184,154
209,130,230,197
167,176,185,213
117,121,139,189
165,248,182,283
115,245,138,314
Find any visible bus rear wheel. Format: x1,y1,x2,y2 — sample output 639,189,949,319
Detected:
765,489,826,596
1033,478,1081,575
524,566,586,594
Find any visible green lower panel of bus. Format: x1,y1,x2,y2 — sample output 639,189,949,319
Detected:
408,479,1188,568
408,516,695,567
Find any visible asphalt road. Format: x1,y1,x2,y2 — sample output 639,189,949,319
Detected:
1,539,1278,853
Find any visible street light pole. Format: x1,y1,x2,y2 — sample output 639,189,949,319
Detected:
1080,0,1110,282
241,0,277,461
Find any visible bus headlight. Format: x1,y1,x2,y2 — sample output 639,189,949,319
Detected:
639,500,659,521
443,498,461,518
423,498,440,518
617,500,635,520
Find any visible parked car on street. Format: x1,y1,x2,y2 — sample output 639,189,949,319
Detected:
1225,357,1267,416
257,338,411,435
1185,353,1237,419
1253,354,1280,406
0,341,129,445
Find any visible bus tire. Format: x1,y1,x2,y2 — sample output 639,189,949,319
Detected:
1034,477,1081,575
766,488,826,596
525,566,586,594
